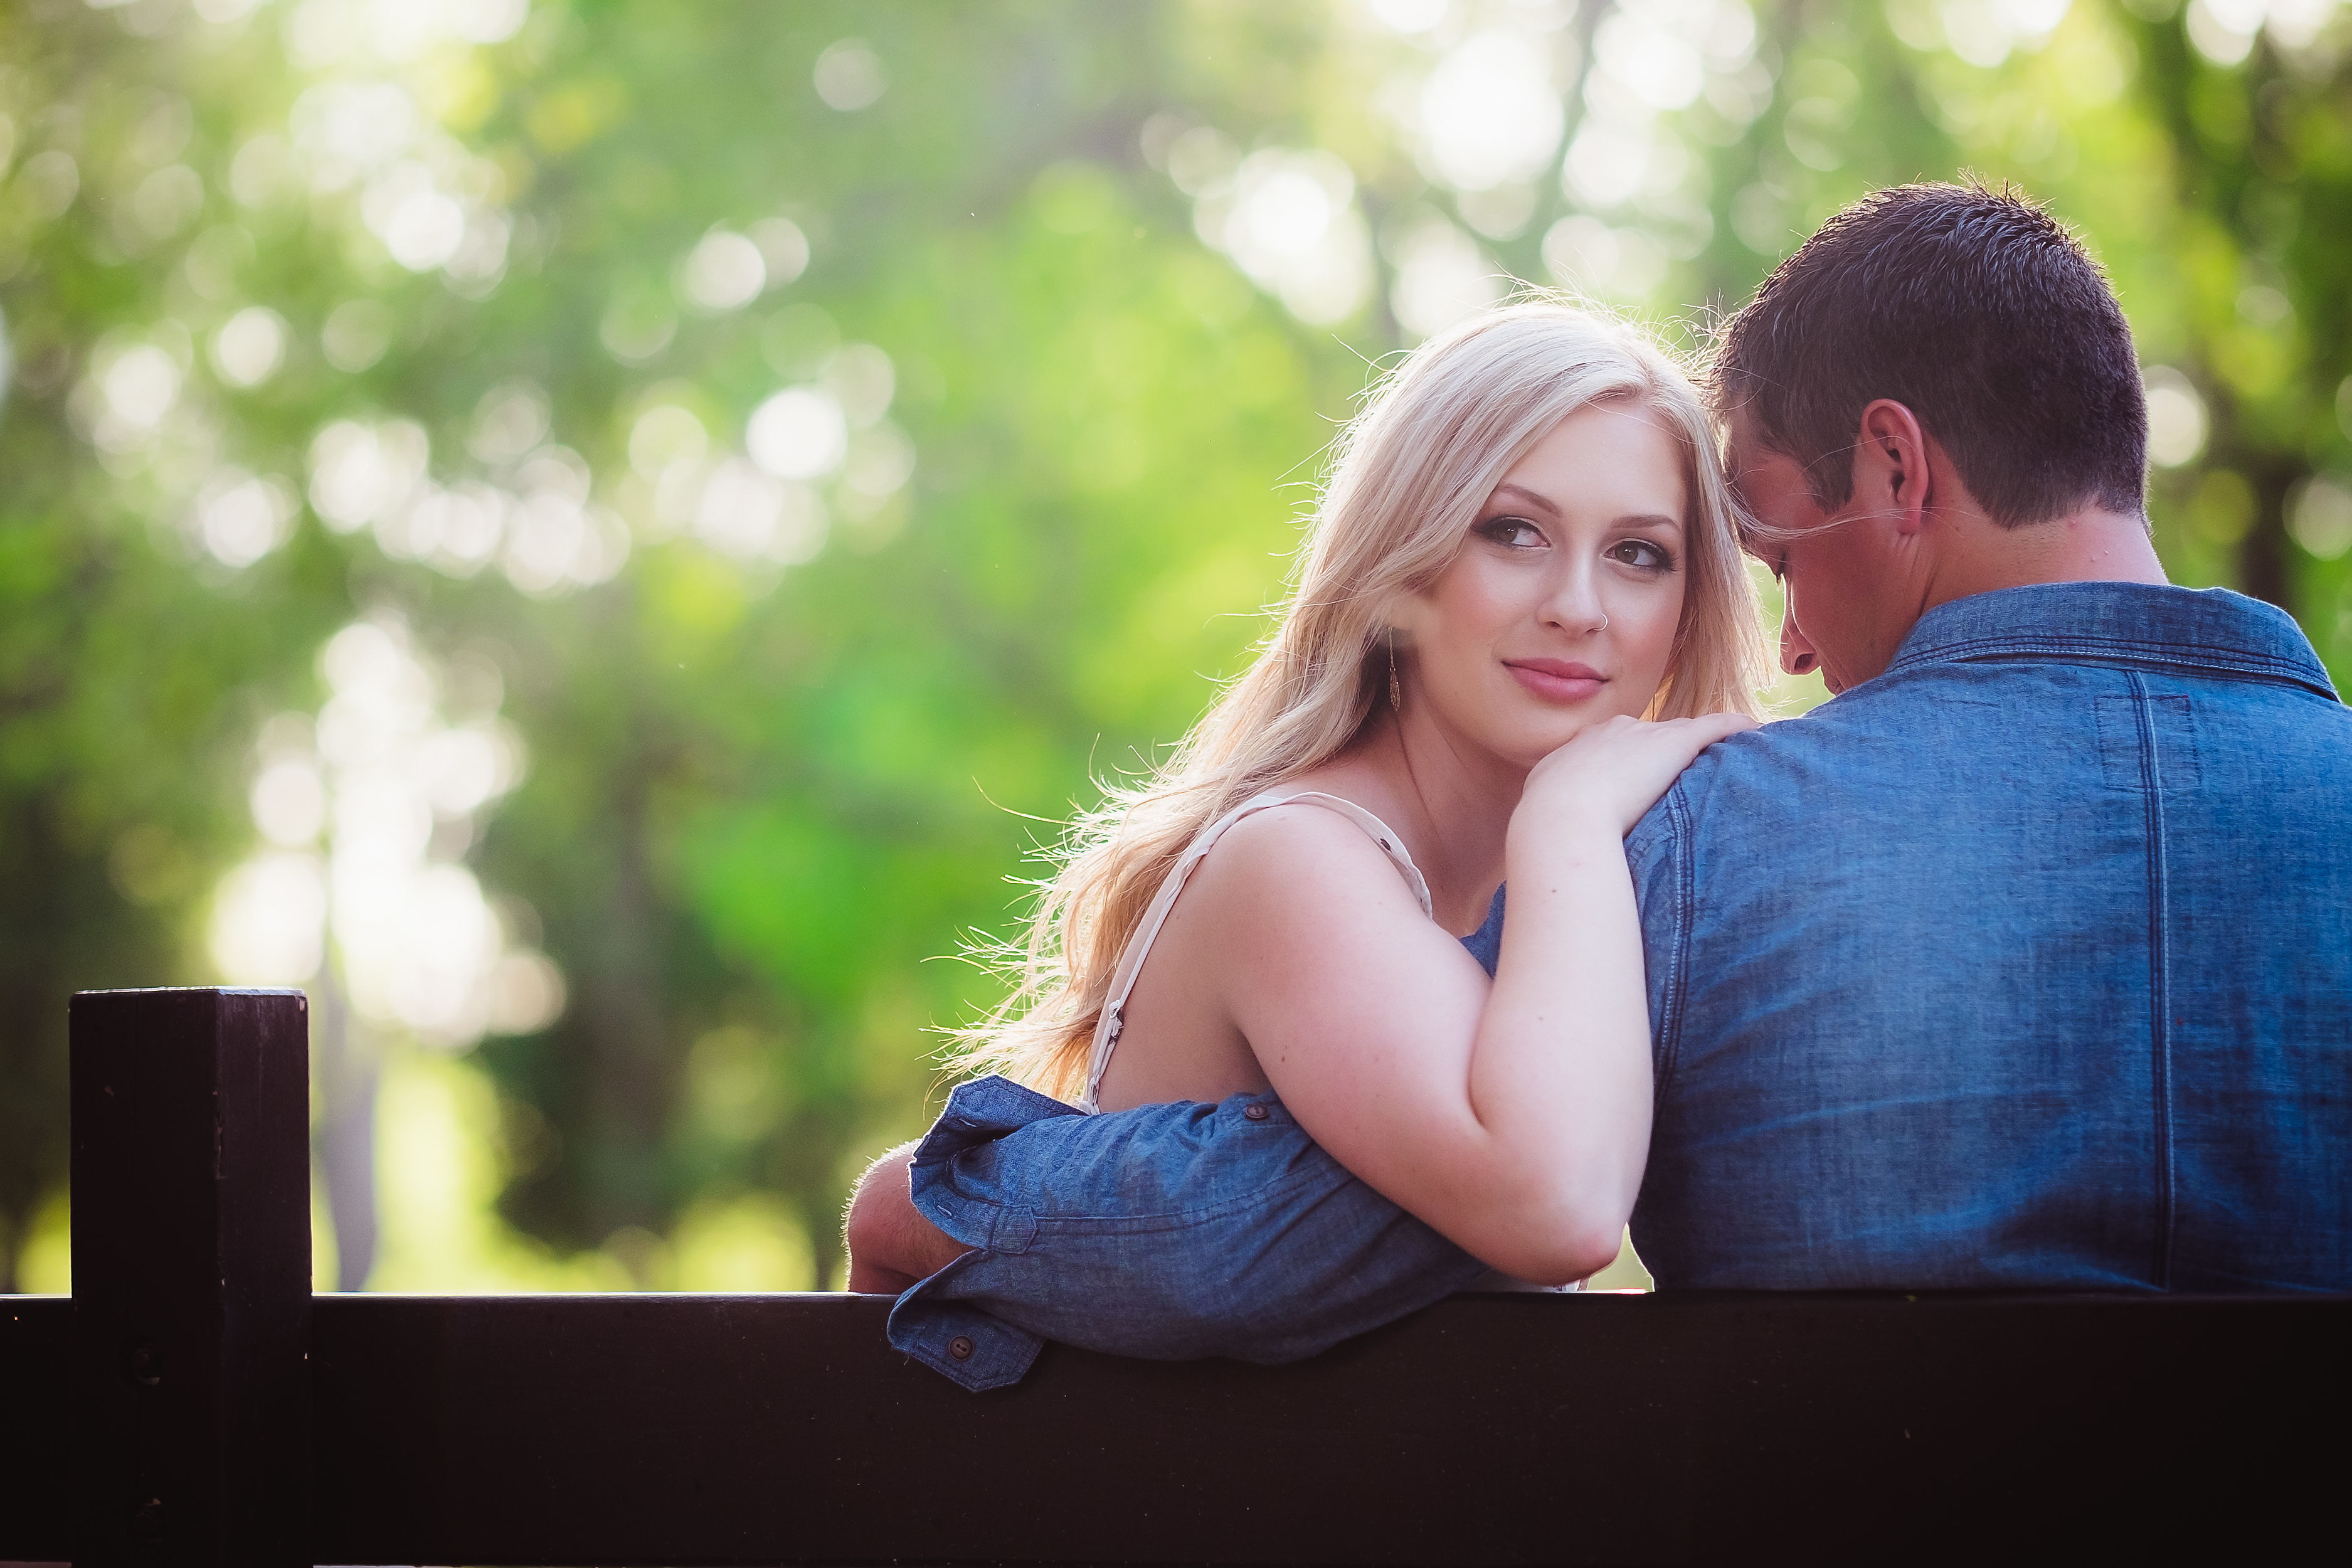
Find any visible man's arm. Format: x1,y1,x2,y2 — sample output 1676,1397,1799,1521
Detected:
843,1142,961,1295
847,901,1510,1391
849,1073,1486,1389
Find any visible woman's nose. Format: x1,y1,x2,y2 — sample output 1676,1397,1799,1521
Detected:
1780,597,1818,677
1542,567,1608,635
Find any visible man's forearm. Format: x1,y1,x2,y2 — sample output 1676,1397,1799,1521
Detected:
878,1076,1486,1386
843,1142,964,1295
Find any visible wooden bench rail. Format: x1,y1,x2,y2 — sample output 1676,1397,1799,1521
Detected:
0,988,2343,1565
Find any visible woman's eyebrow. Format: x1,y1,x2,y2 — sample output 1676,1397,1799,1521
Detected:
1486,482,1560,517
1487,485,1685,536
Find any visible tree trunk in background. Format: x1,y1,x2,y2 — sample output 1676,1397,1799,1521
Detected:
314,968,379,1294
2243,461,2299,613
588,771,675,1265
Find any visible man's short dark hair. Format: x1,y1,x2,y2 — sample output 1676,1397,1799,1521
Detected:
1713,181,2146,526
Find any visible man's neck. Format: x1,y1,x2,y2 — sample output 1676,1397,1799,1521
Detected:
1919,502,2169,617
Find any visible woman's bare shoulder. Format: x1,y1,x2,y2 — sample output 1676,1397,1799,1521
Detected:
1184,795,1421,920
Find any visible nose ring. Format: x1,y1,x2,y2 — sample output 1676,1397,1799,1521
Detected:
1594,613,1609,633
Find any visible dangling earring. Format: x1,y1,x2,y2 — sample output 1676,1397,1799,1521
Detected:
1387,632,1404,714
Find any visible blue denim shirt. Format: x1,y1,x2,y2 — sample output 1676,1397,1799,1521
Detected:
891,583,2352,1389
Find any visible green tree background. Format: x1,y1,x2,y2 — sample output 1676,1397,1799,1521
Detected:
3,0,2346,1293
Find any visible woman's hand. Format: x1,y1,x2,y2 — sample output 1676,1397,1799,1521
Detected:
1516,711,1759,840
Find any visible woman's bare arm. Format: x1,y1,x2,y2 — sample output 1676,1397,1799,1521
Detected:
1200,712,1753,1283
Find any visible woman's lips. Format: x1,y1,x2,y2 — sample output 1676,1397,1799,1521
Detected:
1503,658,1606,703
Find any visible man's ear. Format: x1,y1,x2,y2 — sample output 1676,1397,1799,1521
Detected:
1850,399,1932,536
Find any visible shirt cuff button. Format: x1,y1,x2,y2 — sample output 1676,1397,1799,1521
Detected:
1243,1103,1269,1121
948,1335,975,1361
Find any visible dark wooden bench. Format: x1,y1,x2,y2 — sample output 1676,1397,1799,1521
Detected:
1,988,2342,1565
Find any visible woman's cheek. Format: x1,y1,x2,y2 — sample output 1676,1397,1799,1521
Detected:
1449,560,1521,633
1621,586,1682,698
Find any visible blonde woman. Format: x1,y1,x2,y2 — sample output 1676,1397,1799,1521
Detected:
850,300,1770,1372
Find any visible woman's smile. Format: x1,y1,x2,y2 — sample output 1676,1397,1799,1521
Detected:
1503,658,1607,704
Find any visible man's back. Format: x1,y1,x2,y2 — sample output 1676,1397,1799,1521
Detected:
1629,581,2351,1291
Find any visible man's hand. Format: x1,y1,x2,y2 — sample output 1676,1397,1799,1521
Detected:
842,1141,967,1294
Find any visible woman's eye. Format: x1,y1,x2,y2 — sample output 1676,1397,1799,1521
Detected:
1476,516,1545,549
1607,539,1673,570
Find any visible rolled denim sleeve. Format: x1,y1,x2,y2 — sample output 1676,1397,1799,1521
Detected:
887,1075,1486,1391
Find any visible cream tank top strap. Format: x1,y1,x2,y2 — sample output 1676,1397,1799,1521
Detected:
1076,790,1431,1115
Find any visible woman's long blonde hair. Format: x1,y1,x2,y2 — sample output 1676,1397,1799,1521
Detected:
955,299,1770,1099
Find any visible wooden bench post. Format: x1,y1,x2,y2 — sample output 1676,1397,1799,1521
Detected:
70,988,312,1566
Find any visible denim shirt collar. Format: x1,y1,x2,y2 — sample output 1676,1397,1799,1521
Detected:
1883,582,2338,701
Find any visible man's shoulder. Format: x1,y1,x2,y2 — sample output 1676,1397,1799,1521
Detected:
1630,692,1890,850
1632,650,2352,863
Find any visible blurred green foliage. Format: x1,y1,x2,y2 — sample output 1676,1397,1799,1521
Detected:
3,0,2348,1292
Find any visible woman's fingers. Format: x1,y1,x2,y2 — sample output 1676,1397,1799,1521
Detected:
1566,709,1754,768
1689,709,1762,739
1691,710,1762,741
1657,709,1760,760
1520,709,1761,835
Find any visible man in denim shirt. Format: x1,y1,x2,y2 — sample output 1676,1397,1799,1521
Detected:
849,184,2352,1391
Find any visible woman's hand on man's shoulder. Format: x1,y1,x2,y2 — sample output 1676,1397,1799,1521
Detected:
1517,711,1758,842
